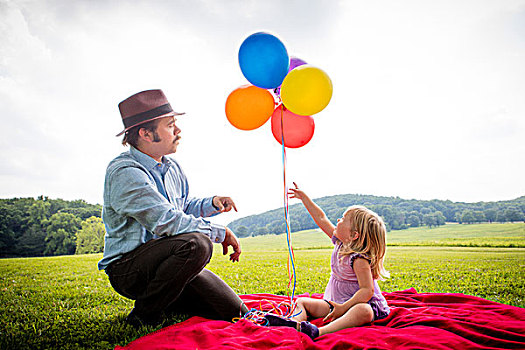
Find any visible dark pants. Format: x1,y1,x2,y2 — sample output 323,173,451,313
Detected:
106,232,247,321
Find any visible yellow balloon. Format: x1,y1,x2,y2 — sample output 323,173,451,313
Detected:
281,65,333,116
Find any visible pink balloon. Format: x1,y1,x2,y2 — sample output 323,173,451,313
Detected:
271,105,315,148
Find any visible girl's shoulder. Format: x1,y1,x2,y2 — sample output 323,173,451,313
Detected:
348,252,371,268
334,237,371,267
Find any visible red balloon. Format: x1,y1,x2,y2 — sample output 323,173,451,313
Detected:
271,105,315,148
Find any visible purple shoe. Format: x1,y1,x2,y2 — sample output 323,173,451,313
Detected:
300,321,320,340
264,314,319,340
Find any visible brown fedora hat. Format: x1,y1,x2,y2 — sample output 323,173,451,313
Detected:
116,89,185,136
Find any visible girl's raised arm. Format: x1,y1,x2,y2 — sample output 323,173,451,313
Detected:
288,182,335,238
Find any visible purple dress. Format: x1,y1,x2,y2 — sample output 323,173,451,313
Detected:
323,236,390,320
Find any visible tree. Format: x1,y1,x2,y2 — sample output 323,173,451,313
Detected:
235,225,249,238
454,211,463,224
504,207,524,222
255,226,269,236
420,208,432,215
76,217,106,254
496,211,506,222
27,200,51,227
473,211,486,223
461,210,476,224
423,214,436,228
0,203,22,257
484,208,497,223
266,220,285,235
407,214,420,228
391,209,407,230
17,201,52,256
290,219,301,233
44,212,81,255
225,193,525,234
434,211,446,226
61,206,102,220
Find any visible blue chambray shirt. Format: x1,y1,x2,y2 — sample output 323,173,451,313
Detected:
98,146,225,270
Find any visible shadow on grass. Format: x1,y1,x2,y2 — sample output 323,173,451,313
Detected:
0,312,190,350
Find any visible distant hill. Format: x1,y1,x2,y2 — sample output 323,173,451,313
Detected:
227,194,525,237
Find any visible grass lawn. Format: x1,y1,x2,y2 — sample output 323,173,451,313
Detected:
0,223,524,349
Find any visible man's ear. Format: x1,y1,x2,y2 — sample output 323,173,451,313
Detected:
138,128,152,143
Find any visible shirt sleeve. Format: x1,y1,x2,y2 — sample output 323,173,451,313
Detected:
184,196,221,218
108,166,226,243
349,253,371,268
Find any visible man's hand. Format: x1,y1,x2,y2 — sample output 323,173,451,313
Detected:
213,196,238,212
222,227,241,262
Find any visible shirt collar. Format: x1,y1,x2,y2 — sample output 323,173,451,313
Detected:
130,146,172,171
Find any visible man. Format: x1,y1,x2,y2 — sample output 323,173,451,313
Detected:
98,89,248,327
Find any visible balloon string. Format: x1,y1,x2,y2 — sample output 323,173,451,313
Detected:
280,105,297,305
232,298,299,324
234,105,299,325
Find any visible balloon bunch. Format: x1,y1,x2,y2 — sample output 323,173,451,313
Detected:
225,32,333,306
225,32,333,148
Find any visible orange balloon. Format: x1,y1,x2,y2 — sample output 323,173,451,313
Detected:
225,85,275,130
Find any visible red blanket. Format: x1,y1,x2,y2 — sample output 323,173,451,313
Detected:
116,289,525,349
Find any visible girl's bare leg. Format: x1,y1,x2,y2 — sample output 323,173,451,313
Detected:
319,303,374,336
291,297,331,322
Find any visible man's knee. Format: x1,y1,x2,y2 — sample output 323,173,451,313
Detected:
185,232,213,262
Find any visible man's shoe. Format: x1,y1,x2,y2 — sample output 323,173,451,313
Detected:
264,313,299,328
125,308,161,328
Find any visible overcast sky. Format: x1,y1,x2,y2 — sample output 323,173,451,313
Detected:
1,0,524,226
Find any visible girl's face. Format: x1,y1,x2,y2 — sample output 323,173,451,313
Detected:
334,211,356,243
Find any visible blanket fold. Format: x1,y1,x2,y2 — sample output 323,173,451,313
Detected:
116,289,525,350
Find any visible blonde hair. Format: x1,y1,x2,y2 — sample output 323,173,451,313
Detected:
339,205,389,280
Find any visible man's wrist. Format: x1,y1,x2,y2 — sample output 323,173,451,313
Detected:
211,223,226,243
212,196,220,210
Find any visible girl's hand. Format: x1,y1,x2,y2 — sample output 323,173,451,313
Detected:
288,182,306,201
323,301,346,322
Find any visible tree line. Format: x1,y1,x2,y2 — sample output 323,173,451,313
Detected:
1,194,524,257
0,196,104,258
227,194,525,238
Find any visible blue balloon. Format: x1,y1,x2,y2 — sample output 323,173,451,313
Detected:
238,32,289,89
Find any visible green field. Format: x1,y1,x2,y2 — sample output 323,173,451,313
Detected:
386,222,525,247
1,223,524,349
240,222,525,249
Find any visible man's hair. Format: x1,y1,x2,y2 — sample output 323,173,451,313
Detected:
122,118,161,148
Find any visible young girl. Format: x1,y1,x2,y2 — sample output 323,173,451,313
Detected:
265,183,390,339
